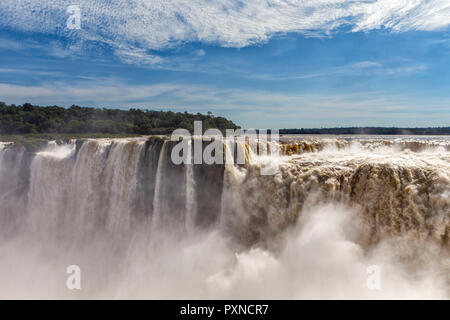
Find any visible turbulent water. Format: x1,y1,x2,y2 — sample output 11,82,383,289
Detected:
0,135,448,299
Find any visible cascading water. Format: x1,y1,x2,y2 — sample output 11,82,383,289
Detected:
0,136,448,299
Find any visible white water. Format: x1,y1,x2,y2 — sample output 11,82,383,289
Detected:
184,140,197,233
0,136,448,299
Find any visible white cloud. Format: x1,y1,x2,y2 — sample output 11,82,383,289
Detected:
115,46,165,65
0,82,180,105
195,49,206,57
350,61,383,68
0,1,449,63
247,60,426,80
1,80,449,128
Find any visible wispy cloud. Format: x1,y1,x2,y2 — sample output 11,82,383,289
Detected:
1,80,448,127
0,67,65,77
0,34,85,60
247,60,427,81
115,46,165,66
195,49,206,57
1,1,449,64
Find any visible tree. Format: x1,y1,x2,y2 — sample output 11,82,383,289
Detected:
0,103,240,135
23,103,34,112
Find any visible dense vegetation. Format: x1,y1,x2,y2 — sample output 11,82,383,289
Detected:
0,102,239,135
278,127,450,135
1,102,448,137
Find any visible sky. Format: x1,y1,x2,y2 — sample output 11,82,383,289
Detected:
0,0,449,129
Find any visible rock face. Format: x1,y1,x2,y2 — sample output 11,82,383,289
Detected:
222,138,449,248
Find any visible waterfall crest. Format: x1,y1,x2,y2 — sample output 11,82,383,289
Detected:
0,136,448,298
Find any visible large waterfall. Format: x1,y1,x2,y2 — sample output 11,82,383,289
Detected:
0,136,448,299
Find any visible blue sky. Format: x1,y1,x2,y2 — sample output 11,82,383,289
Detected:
0,1,449,128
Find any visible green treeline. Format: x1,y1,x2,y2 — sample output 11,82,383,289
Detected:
278,127,450,135
1,102,448,137
0,102,239,135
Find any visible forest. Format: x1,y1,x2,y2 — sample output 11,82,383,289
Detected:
1,102,448,137
0,102,239,135
278,127,450,135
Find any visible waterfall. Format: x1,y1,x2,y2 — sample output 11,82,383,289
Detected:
185,139,197,233
151,140,167,230
0,136,448,298
1,136,448,242
0,144,30,234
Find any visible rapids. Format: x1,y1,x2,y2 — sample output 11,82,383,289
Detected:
0,136,448,299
